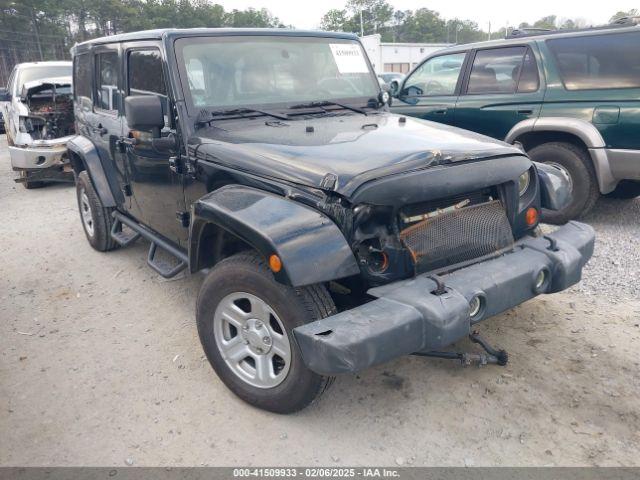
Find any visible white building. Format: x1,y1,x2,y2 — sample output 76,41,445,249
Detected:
360,34,450,74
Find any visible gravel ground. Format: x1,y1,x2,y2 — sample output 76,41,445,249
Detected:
571,198,640,301
1,134,639,467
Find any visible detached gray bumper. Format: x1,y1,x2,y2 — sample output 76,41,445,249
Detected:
293,221,595,375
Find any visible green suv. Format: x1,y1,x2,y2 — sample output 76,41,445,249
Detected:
390,23,640,223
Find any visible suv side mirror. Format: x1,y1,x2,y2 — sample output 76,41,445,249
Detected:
389,80,401,97
125,95,164,135
0,88,11,102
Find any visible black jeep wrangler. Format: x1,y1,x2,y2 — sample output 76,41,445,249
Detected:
67,28,595,413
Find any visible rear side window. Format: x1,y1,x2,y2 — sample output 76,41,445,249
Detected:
548,32,640,90
74,53,92,101
467,47,539,94
95,51,119,112
128,49,166,96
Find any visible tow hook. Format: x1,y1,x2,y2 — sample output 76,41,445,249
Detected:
412,330,509,367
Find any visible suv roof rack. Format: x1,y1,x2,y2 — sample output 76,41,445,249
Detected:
506,18,638,39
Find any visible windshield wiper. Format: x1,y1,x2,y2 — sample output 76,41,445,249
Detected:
289,100,368,116
196,107,289,126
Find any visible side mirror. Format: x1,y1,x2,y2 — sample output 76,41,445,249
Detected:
125,95,164,136
0,88,11,102
389,79,400,97
378,84,392,106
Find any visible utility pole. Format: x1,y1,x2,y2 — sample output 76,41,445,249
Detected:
360,9,364,36
488,21,491,40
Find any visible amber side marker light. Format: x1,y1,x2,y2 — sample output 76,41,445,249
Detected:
525,207,539,226
269,254,282,273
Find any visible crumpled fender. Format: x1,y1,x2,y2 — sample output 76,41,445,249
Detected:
190,185,360,286
534,161,571,211
67,135,121,207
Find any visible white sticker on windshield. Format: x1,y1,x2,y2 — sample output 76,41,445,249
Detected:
329,44,369,73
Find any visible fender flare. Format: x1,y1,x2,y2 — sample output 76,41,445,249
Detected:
505,117,615,193
189,185,360,287
66,135,121,207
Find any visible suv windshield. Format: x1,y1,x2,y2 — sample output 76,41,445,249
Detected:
175,35,379,111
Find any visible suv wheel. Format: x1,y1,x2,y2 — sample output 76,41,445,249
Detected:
528,142,599,224
197,252,336,413
605,180,640,200
76,171,119,252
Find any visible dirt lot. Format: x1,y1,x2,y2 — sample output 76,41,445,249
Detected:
1,134,639,467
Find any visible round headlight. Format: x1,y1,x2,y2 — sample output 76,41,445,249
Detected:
518,170,530,196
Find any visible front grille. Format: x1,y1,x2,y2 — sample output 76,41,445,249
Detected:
400,200,514,273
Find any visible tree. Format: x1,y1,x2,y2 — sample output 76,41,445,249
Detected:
399,8,446,43
226,8,283,28
320,9,350,31
610,9,639,22
345,0,393,35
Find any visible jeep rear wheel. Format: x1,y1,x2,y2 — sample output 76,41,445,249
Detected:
76,171,119,252
528,142,599,224
196,252,335,413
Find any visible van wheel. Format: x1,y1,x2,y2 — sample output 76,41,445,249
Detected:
197,251,336,414
76,171,119,252
605,180,640,200
528,142,599,224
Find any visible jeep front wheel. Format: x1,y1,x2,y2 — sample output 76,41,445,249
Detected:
196,252,335,413
528,142,599,224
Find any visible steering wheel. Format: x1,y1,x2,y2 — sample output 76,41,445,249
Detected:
425,80,446,95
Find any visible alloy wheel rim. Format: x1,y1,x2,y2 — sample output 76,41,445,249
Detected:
213,292,291,389
80,188,95,237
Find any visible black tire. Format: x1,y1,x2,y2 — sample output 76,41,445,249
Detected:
528,142,600,224
76,171,119,252
20,171,45,189
196,251,336,414
605,180,640,200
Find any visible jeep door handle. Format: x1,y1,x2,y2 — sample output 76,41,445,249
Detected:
431,108,447,115
517,109,533,115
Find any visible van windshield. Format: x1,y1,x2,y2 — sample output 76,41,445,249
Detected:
175,35,379,110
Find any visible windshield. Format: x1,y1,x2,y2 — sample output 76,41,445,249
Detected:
17,65,71,89
176,35,379,111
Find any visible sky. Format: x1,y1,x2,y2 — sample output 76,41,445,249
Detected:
218,0,637,30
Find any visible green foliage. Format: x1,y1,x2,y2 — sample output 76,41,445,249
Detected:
0,0,285,84
0,0,635,85
610,9,639,22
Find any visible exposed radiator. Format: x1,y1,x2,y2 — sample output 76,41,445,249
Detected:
400,199,514,272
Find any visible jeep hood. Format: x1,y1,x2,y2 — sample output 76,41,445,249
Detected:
190,112,527,198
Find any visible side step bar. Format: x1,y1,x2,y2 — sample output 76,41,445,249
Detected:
111,211,188,278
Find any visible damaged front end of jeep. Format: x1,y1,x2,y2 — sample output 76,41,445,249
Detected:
294,153,593,375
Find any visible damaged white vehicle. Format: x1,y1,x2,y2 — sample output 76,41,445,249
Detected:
0,61,74,188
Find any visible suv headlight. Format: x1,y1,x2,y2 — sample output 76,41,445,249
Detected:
518,170,530,196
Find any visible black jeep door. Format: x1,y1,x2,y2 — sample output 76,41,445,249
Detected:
90,46,130,209
122,45,188,247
